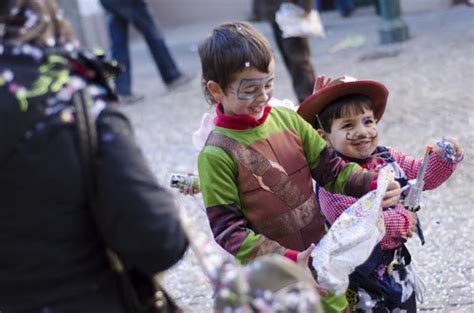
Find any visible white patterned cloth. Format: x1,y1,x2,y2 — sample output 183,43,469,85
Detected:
311,166,395,295
275,3,325,39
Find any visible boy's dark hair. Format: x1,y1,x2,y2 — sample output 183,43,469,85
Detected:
317,94,375,132
198,21,274,104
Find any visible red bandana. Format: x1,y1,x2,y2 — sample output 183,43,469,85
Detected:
214,103,272,130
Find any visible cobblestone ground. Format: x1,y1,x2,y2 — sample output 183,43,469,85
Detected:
118,4,473,312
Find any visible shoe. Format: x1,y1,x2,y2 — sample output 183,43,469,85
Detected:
166,74,193,92
340,7,355,18
119,93,145,104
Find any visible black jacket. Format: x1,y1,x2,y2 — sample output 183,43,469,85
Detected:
0,44,188,312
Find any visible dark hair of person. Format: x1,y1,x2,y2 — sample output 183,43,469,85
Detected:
0,0,77,48
317,94,376,132
198,21,274,104
0,1,11,15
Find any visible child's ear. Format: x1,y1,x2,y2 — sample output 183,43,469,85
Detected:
207,80,224,102
317,129,327,140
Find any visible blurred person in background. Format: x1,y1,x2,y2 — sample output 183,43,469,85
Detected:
99,0,192,104
255,0,316,103
315,0,355,17
0,0,188,312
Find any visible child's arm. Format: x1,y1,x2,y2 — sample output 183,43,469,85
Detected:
380,206,417,250
318,187,358,224
389,138,463,190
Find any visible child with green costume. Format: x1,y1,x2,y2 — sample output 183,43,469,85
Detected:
196,21,401,312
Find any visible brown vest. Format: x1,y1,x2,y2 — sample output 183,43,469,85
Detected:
207,130,326,251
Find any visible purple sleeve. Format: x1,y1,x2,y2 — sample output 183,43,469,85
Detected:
207,203,286,263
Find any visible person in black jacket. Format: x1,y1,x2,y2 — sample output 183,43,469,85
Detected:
0,1,188,312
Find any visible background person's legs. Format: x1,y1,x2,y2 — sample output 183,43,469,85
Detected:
131,0,182,85
106,12,131,95
271,22,315,104
336,0,354,17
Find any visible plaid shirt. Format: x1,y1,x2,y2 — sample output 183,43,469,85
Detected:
318,146,461,250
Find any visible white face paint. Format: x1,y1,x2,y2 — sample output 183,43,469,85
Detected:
228,74,274,102
220,59,275,120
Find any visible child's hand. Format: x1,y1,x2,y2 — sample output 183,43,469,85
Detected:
296,244,329,296
300,11,311,18
179,185,200,196
404,211,418,238
296,243,314,268
382,181,401,208
434,137,464,162
178,172,201,196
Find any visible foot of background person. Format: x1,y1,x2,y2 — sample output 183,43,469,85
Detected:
119,93,145,105
340,7,355,18
166,73,194,92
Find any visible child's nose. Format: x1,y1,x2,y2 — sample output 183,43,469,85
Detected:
354,123,369,135
255,90,270,102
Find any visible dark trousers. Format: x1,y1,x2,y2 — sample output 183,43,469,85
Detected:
100,0,181,95
315,0,354,15
271,22,316,103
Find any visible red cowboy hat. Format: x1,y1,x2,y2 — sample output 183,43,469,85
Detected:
297,75,389,127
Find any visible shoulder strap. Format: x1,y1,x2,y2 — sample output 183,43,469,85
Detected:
73,90,100,213
206,131,307,208
73,92,182,313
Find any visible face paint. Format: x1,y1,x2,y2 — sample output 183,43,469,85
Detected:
228,75,274,101
345,129,378,142
219,59,275,119
325,109,379,160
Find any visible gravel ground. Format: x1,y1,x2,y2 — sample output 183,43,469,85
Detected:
117,4,473,312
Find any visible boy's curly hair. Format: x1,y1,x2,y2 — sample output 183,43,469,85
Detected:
198,21,274,104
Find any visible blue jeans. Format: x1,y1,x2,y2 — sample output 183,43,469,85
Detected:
100,0,181,95
315,0,354,16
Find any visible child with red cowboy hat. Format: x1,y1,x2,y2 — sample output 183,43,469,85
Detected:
297,75,464,312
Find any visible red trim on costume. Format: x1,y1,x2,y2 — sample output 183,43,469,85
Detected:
284,249,299,262
369,174,378,191
214,103,272,130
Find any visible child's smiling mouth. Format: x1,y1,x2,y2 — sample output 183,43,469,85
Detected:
353,139,371,146
250,105,264,115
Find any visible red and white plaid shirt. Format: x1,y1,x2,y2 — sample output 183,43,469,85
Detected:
318,147,461,250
